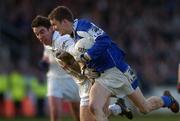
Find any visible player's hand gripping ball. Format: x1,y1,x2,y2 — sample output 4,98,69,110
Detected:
74,33,95,62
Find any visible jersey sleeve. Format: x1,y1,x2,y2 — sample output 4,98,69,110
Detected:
42,46,51,62
76,19,112,60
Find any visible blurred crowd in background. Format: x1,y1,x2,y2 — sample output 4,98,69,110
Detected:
0,0,180,118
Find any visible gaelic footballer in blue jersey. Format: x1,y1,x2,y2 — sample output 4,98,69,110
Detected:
33,15,133,121
48,6,179,121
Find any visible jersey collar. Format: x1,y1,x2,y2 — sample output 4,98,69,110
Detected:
47,31,60,51
52,31,60,41
73,19,78,31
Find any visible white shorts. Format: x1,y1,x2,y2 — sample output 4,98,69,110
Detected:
95,67,137,97
47,77,80,102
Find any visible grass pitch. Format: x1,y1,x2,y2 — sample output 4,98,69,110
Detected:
1,114,180,121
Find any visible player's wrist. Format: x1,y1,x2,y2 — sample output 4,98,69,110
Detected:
83,68,101,79
80,52,91,63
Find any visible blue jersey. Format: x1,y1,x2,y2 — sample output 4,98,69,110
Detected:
73,19,129,73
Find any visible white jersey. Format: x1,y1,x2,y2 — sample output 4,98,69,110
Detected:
44,31,76,79
44,31,80,101
52,31,75,55
44,46,71,79
48,31,87,83
45,31,92,105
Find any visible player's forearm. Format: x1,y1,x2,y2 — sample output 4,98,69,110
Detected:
55,57,87,81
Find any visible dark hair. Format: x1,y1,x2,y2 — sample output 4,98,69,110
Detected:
31,15,51,29
48,6,74,22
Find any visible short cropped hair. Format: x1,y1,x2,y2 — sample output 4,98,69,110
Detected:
31,15,51,29
48,6,74,22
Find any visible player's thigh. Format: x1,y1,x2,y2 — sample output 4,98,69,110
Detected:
80,106,96,121
89,82,111,110
103,98,111,116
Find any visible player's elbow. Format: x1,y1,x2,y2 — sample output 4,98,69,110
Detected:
138,106,151,114
139,109,149,114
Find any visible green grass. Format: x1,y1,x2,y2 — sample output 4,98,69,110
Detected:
110,114,180,121
1,114,180,121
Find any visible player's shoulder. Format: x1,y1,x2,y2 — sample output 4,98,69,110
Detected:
53,33,74,49
59,34,71,40
53,31,71,39
75,18,92,31
54,32,71,42
78,18,91,24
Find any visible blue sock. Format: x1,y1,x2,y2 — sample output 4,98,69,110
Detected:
161,96,172,107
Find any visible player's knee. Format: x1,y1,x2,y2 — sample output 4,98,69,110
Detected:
89,103,96,115
135,100,151,114
89,103,102,115
138,106,150,114
139,109,148,114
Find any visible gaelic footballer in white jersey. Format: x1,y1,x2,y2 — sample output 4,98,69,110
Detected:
44,31,80,101
47,31,93,106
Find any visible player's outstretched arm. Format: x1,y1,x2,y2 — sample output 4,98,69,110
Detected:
55,50,89,80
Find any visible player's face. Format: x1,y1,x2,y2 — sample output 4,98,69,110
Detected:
50,18,72,35
33,26,53,45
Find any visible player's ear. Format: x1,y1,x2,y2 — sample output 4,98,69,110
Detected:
61,19,65,22
62,19,70,25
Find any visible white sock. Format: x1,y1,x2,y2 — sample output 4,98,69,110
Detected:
108,104,122,116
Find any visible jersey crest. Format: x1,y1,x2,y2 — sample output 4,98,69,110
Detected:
88,23,104,39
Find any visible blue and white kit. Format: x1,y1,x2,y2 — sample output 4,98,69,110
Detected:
73,19,139,96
